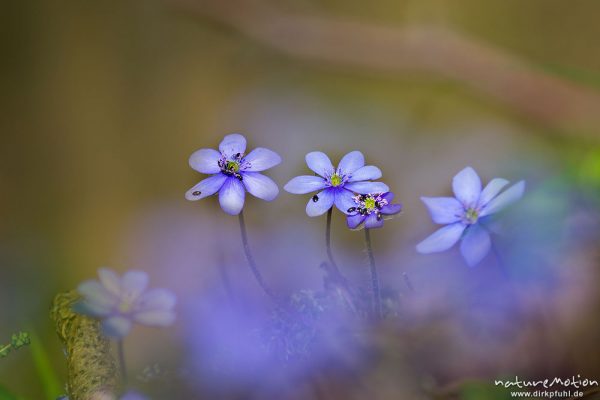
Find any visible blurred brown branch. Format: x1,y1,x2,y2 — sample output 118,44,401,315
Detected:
172,0,600,141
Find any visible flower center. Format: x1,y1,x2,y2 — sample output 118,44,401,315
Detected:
218,153,245,180
364,197,376,210
330,173,343,187
118,300,134,313
225,160,240,173
465,207,479,224
348,193,388,218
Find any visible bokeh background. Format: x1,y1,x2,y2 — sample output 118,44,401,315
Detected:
1,0,600,399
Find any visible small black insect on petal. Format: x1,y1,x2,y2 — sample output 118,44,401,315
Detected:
192,191,201,196
347,207,356,213
312,195,319,202
376,212,382,221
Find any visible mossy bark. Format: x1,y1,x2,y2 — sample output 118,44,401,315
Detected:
51,291,119,400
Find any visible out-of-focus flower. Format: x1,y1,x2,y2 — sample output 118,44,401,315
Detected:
77,268,177,338
185,133,282,215
346,192,402,230
416,166,525,267
120,390,149,400
284,151,389,216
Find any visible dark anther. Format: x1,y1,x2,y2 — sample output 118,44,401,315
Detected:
236,174,243,181
347,207,356,213
192,191,201,196
375,201,381,208
312,195,319,202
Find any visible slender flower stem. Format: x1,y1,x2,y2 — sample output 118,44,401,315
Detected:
238,211,276,300
117,339,127,387
325,208,341,275
364,228,382,321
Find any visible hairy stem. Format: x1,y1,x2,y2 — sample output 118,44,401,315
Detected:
364,228,382,321
238,211,276,300
325,208,341,274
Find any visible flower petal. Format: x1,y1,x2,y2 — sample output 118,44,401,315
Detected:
284,175,327,194
242,172,279,201
460,224,492,267
137,289,177,312
219,133,246,157
334,189,357,214
478,178,509,207
242,147,282,171
346,214,366,230
306,188,335,217
381,203,402,215
77,281,118,314
219,177,246,215
421,197,463,224
102,316,132,338
348,165,382,182
98,268,121,297
305,151,334,177
382,192,395,202
344,181,389,194
452,166,482,207
74,299,113,317
416,222,466,254
338,151,365,174
133,310,176,327
121,270,149,299
364,213,384,229
185,174,227,201
189,148,222,174
480,180,525,217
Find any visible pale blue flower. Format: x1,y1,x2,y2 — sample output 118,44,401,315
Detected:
186,133,282,215
284,151,389,216
416,166,525,267
77,268,177,338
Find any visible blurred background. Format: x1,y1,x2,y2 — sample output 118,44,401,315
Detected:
1,0,600,399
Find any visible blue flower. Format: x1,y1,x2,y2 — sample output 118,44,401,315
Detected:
284,151,389,216
77,268,177,338
346,192,402,230
186,133,282,215
416,166,525,267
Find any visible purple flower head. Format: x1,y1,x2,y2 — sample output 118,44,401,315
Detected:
284,150,389,216
416,166,525,267
346,192,402,230
185,133,282,215
77,268,177,338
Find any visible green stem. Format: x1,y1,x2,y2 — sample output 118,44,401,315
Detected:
238,211,276,300
364,228,382,321
0,344,11,356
